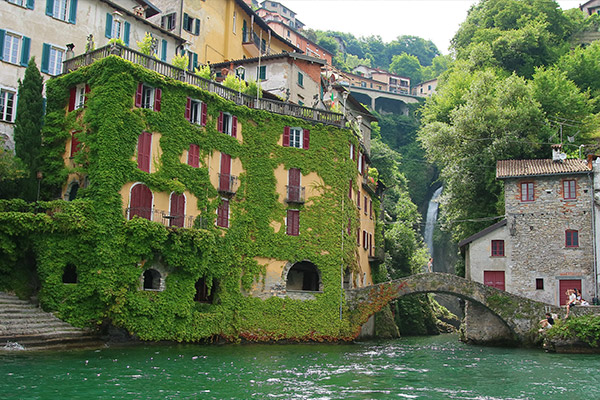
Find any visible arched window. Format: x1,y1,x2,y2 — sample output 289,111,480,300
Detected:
62,264,77,284
143,269,161,290
169,192,186,227
66,181,79,201
129,183,153,220
286,261,320,291
194,277,216,303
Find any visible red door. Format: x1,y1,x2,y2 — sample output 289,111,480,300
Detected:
219,153,231,192
137,132,152,172
288,168,300,201
484,271,505,291
130,184,152,220
559,279,582,305
169,193,185,227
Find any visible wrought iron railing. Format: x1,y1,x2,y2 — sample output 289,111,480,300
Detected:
63,44,344,127
285,185,305,203
218,173,238,195
125,207,200,228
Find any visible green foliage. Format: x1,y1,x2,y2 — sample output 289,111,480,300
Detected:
222,74,244,92
137,33,156,57
556,41,600,111
389,53,423,84
195,64,213,80
108,38,126,47
13,57,44,201
547,315,600,347
171,54,188,70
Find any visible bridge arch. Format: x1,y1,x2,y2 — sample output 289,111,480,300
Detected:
346,273,560,345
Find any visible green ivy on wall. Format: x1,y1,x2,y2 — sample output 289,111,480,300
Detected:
0,56,381,342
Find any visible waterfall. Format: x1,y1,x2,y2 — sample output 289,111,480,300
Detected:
424,186,443,256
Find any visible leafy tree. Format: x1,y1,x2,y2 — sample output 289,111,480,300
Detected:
556,41,600,109
316,36,338,55
387,35,440,67
389,53,422,84
421,55,453,81
344,54,371,69
13,57,44,201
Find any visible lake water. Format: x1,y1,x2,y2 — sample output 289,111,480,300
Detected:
1,334,599,399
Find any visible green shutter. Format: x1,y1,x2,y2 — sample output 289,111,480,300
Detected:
193,53,198,70
20,37,31,67
68,0,77,23
194,18,200,35
45,0,54,16
123,21,130,46
41,43,50,73
26,0,34,10
105,13,113,38
0,30,5,62
161,39,167,62
183,13,189,31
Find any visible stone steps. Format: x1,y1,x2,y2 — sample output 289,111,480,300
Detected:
0,292,102,351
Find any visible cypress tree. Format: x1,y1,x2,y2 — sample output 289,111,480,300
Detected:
13,57,44,201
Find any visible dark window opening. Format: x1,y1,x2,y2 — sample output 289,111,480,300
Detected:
194,277,216,303
286,261,320,291
62,264,78,284
67,182,79,201
536,278,544,290
143,269,161,290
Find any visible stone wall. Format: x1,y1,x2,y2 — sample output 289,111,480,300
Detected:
504,173,595,304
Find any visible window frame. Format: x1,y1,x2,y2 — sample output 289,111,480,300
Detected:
216,198,230,228
520,181,535,202
0,88,17,123
491,240,505,257
563,179,577,200
289,127,303,148
161,12,176,30
258,65,266,80
297,71,304,87
565,229,579,248
46,44,65,76
286,209,300,236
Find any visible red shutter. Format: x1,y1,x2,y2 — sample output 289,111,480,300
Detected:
135,83,143,107
369,199,373,218
369,233,373,256
154,88,162,111
68,88,76,111
363,230,367,249
137,132,152,172
347,218,351,235
283,126,290,147
130,184,152,220
188,144,199,168
70,131,80,157
357,191,360,208
303,129,310,149
218,111,224,133
364,196,368,214
356,228,360,246
289,168,300,201
484,271,506,291
169,193,185,227
348,179,352,199
217,199,229,227
201,102,208,126
220,153,231,191
231,116,238,137
287,210,299,236
185,97,191,121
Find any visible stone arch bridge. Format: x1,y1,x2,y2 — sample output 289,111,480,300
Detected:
346,273,561,345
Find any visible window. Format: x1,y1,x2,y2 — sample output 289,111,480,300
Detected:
286,209,299,236
135,83,161,111
363,230,368,250
216,198,229,228
536,278,544,290
104,14,130,45
161,13,176,30
46,0,77,23
41,43,64,76
349,142,355,161
491,240,504,257
219,153,232,193
68,84,89,111
297,71,304,87
358,151,363,174
187,144,199,168
563,179,576,200
169,192,185,227
356,190,360,209
0,89,16,123
520,182,534,202
218,112,237,137
183,13,200,35
283,126,309,149
187,51,198,71
363,196,367,215
565,230,579,248
257,65,266,80
137,131,152,172
186,98,207,126
1,30,30,66
348,179,352,199
129,183,153,220
232,11,236,34
369,199,373,219
70,131,81,157
287,168,302,202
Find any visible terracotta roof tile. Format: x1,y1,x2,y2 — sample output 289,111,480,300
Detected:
496,159,591,179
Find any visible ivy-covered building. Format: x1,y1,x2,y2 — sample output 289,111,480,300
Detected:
27,46,381,342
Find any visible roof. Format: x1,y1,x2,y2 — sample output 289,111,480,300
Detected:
265,20,333,58
496,159,591,179
458,219,507,250
210,52,326,68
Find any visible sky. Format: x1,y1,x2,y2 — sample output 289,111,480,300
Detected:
280,0,585,54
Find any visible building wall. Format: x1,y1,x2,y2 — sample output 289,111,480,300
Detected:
466,225,511,288
413,79,437,98
504,174,595,304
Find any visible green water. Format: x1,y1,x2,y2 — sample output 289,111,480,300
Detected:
1,334,599,399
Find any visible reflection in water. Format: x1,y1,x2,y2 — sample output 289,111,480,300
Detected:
1,334,599,399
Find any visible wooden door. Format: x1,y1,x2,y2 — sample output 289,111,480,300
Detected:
483,270,505,291
559,279,581,305
130,184,152,220
220,153,231,192
169,193,185,227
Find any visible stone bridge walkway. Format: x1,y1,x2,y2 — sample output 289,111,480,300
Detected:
346,273,562,344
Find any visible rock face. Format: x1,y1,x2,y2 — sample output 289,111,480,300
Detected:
0,292,102,351
461,301,518,346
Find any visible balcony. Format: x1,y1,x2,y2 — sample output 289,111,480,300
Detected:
362,176,377,195
242,30,266,58
285,185,305,203
218,173,239,195
125,207,202,228
63,44,343,127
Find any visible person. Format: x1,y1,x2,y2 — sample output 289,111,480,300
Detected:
565,288,580,318
427,258,433,273
539,313,554,332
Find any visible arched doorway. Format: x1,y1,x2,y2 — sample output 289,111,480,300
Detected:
194,277,216,303
142,269,161,290
286,261,320,291
129,183,153,220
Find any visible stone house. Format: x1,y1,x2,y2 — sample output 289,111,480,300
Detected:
460,150,597,306
0,0,184,148
412,78,437,98
580,0,600,16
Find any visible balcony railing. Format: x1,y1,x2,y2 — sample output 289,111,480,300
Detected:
362,176,377,194
125,207,200,228
63,44,343,127
218,173,238,195
285,185,305,203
